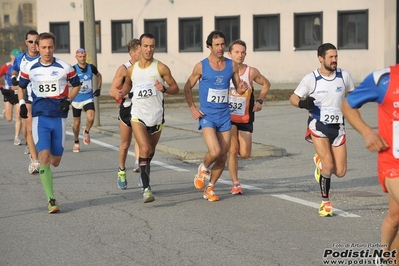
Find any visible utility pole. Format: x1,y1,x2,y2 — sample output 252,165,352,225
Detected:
83,0,100,126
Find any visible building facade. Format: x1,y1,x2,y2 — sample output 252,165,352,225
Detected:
30,0,398,85
0,0,36,58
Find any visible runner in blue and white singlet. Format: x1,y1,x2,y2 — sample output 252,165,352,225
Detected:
290,43,355,217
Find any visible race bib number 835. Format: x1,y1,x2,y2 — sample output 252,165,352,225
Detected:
36,80,60,97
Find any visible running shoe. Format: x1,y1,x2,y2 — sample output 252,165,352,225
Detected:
143,186,155,203
203,185,219,202
28,155,40,174
133,160,140,172
14,136,21,146
48,198,60,213
24,144,30,155
313,153,322,183
194,163,210,190
231,181,243,195
117,169,127,190
83,130,90,145
73,143,80,153
319,201,333,217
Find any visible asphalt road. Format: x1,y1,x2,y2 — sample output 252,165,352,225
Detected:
0,101,391,266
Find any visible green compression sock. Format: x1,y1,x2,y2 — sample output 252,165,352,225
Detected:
39,166,54,201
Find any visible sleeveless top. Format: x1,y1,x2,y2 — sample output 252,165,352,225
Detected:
130,59,165,126
73,64,94,103
199,58,233,113
121,60,133,107
229,65,254,123
309,68,348,124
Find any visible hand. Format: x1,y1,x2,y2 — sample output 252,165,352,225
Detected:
154,79,164,93
93,89,101,97
364,131,389,152
298,97,315,111
190,107,204,120
11,76,18,86
238,80,248,94
20,104,28,119
59,99,71,112
116,90,124,100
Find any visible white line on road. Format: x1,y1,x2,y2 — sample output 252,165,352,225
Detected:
271,194,360,218
66,131,189,172
66,131,359,217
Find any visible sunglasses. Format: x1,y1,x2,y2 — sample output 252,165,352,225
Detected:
27,40,37,44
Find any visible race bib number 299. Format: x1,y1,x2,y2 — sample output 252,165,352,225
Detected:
320,107,343,124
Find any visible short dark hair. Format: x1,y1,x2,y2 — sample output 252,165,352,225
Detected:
228,39,247,52
127,38,140,52
317,43,337,58
25,30,39,40
206,30,226,48
38,32,56,46
139,33,156,45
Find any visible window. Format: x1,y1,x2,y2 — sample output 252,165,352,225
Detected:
253,14,280,51
294,12,322,50
79,21,102,53
144,19,167,52
22,3,33,23
179,17,202,52
215,16,240,50
338,10,368,49
50,22,70,53
4,15,9,24
111,20,133,53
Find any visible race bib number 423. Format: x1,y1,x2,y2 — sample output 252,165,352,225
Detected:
133,82,156,99
36,80,60,97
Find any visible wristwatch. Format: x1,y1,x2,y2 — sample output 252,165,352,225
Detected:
256,99,263,105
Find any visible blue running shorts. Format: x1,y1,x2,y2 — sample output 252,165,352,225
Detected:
32,116,66,156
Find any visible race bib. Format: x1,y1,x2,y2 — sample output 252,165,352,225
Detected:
80,80,92,93
207,88,228,103
393,121,399,159
35,80,60,97
320,107,343,124
229,96,246,116
133,82,156,99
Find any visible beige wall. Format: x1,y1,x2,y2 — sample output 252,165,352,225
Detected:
0,0,36,28
36,0,397,85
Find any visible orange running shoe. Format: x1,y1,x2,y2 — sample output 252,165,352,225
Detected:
231,181,243,195
194,163,210,190
203,185,219,202
83,130,90,145
319,201,333,217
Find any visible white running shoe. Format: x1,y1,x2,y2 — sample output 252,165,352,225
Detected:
14,136,21,146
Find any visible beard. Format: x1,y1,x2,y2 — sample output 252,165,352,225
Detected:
324,63,337,72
